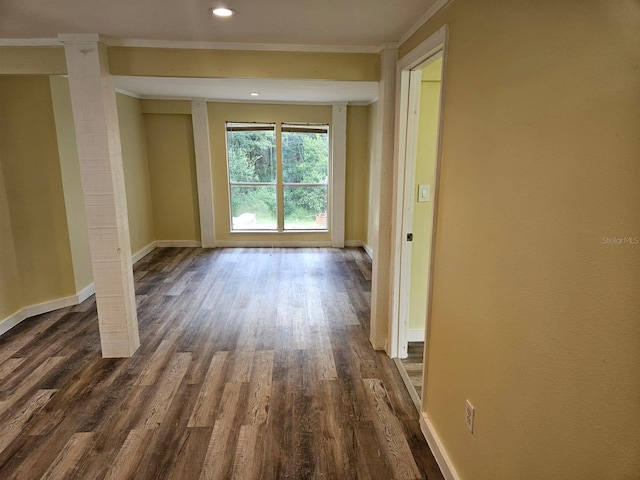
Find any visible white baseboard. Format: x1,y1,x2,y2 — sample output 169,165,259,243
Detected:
1,292,82,337
394,357,422,411
344,240,364,248
0,309,27,337
363,243,373,259
77,283,96,303
132,241,157,264
216,240,332,248
0,241,162,338
420,413,461,480
156,240,202,248
23,294,79,318
408,328,425,342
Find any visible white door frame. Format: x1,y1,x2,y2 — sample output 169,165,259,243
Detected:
389,25,449,361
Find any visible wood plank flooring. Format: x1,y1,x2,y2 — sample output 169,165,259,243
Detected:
0,247,444,480
399,342,425,400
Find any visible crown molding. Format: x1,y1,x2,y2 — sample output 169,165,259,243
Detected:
106,38,382,54
57,33,120,44
398,0,453,45
115,87,142,99
0,36,382,53
0,38,61,46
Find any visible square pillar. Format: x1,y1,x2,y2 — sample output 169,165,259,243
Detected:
59,34,140,358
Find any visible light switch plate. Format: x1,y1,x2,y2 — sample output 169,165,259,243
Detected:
418,184,431,202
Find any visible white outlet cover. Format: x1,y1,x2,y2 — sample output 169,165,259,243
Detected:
465,400,475,433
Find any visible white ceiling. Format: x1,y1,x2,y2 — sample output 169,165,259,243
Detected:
0,0,438,47
114,76,379,104
1,0,440,104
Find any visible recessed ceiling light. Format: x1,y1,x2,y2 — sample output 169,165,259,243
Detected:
250,92,260,96
211,7,235,17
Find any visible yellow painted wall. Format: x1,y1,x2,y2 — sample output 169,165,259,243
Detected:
141,99,191,115
366,101,379,252
0,157,22,320
408,79,441,332
117,93,156,255
208,102,332,244
49,76,93,292
0,47,67,75
108,47,379,81
0,76,75,307
401,1,640,478
144,112,200,242
345,105,370,244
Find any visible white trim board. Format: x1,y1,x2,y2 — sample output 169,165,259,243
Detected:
0,310,27,337
331,103,347,248
390,24,448,361
344,240,365,248
0,38,381,54
407,329,425,342
132,241,157,264
111,39,382,54
398,0,453,45
0,241,165,338
0,293,81,337
76,284,96,304
394,358,422,412
216,240,332,248
155,240,202,248
420,413,461,480
192,99,217,248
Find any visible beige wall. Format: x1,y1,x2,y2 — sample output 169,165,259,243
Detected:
0,76,76,307
208,102,333,244
345,106,370,244
366,101,379,252
117,93,156,255
408,78,441,331
49,75,93,292
0,47,67,75
0,157,22,320
401,1,640,478
144,112,200,242
108,47,379,81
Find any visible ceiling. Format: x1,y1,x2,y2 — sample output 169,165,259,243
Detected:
114,77,379,104
0,0,437,47
0,0,439,104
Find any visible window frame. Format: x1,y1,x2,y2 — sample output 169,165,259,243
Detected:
226,122,278,231
281,123,330,232
225,121,331,233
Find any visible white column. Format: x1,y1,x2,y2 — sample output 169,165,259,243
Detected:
191,99,216,248
59,34,140,358
370,46,398,351
331,103,347,248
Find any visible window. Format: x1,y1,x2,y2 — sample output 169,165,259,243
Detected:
282,124,329,230
226,122,330,232
227,123,277,230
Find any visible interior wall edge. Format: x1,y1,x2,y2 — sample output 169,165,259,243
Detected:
0,241,161,339
420,413,461,480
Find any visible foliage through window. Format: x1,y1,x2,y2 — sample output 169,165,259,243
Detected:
227,123,277,230
226,122,329,232
282,124,329,230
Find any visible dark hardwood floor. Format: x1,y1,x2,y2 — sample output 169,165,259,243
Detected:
0,247,444,479
400,342,425,401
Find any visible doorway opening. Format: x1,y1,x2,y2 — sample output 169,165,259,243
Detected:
391,26,447,410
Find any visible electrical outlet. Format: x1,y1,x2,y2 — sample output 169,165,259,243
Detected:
465,400,475,433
